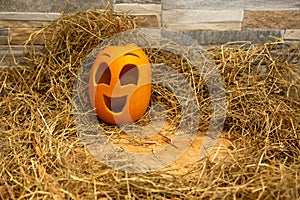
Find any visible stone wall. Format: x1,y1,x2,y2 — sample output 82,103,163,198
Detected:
0,0,110,12
0,0,300,66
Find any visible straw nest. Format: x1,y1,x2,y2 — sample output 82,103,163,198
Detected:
1,8,299,199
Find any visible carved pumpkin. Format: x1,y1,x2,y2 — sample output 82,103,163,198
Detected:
88,44,151,124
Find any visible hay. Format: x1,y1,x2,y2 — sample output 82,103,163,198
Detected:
1,8,300,199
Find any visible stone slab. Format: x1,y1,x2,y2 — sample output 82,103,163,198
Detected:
134,14,160,27
162,10,244,24
114,3,161,26
0,12,60,21
245,0,300,10
0,45,44,66
175,30,285,45
0,28,10,36
162,0,245,10
0,45,26,66
162,0,300,10
242,10,300,29
0,36,9,45
164,22,241,30
114,0,161,4
0,45,24,56
0,0,110,12
10,28,48,45
0,20,51,28
0,28,11,45
284,29,300,40
114,3,161,14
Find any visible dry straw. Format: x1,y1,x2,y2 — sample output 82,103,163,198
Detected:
0,8,299,199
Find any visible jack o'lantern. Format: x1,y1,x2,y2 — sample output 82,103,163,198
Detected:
88,44,151,124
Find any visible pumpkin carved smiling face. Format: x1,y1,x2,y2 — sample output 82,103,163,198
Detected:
88,44,151,124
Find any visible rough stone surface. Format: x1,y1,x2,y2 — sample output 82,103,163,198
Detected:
162,0,300,10
0,12,60,21
245,0,300,10
114,3,161,14
164,22,241,30
0,28,11,45
243,10,300,29
162,0,244,10
135,15,160,27
177,30,284,45
10,28,47,45
0,0,109,12
0,45,29,66
0,20,51,28
162,10,244,24
285,29,300,40
114,0,161,4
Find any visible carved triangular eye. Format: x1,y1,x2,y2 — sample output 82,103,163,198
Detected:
95,62,111,85
119,64,139,86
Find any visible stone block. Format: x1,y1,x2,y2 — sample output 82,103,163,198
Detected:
0,12,60,21
0,0,110,13
242,10,300,29
0,45,44,66
0,20,51,28
164,22,241,30
245,0,300,10
135,14,160,27
162,0,245,10
114,3,161,26
114,0,161,4
162,0,300,10
174,30,284,45
162,10,244,24
0,28,11,45
10,28,48,45
114,3,161,14
284,29,300,40
0,28,11,37
0,45,26,66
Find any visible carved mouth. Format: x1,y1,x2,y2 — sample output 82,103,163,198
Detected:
103,95,127,113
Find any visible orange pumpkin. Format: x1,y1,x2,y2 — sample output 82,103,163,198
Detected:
88,44,151,124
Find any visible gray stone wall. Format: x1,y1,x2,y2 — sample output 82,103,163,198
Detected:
0,0,110,12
